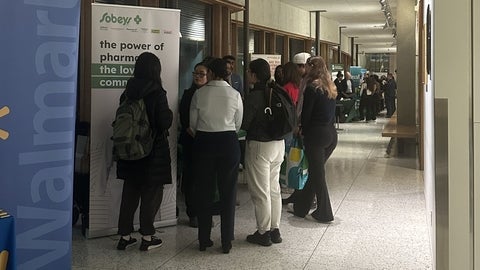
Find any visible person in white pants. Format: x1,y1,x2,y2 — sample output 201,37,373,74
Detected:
242,58,285,246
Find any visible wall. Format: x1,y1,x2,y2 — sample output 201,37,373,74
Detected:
422,0,436,267
232,0,311,37
434,0,473,268
474,0,480,268
396,0,416,126
232,0,342,46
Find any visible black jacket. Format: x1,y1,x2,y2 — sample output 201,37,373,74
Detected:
241,82,283,141
116,77,173,185
178,84,198,146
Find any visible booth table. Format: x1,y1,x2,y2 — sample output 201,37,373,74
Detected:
0,214,16,270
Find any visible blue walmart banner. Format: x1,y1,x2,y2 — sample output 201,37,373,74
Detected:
0,1,80,269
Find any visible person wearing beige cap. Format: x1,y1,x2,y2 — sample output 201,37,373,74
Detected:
283,52,315,207
292,52,311,77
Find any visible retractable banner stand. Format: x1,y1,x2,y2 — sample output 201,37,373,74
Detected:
89,4,179,238
350,66,363,89
0,1,80,269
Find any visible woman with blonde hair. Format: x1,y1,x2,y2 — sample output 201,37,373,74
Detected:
292,56,338,223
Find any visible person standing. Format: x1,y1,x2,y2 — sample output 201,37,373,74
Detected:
333,71,344,100
179,62,209,228
282,52,313,206
242,58,285,247
274,64,285,87
190,58,243,254
384,72,397,118
292,56,338,223
223,55,244,97
116,52,173,251
282,62,302,105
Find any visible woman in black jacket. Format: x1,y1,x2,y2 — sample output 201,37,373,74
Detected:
179,62,209,227
116,52,173,251
292,56,338,223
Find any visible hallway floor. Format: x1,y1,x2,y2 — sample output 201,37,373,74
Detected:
72,116,432,270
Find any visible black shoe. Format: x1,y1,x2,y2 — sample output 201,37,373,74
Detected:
139,236,163,251
189,217,198,228
282,196,296,205
311,211,333,223
222,241,232,254
270,228,282,244
246,231,272,246
116,236,137,250
199,239,214,251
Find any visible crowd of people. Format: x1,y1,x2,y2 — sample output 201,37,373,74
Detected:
114,50,395,254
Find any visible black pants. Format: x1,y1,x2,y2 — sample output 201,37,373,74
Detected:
117,180,164,236
365,95,377,120
294,125,337,220
385,95,396,117
181,138,196,218
193,131,240,245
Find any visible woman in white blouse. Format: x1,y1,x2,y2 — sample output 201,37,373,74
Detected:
189,58,243,254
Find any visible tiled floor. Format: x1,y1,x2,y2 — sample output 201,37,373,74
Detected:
72,116,432,270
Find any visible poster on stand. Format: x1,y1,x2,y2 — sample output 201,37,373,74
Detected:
89,3,180,238
350,66,363,89
0,1,80,269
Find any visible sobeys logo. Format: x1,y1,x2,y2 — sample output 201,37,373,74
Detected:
99,12,142,26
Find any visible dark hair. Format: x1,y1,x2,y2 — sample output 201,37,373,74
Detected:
134,52,162,85
202,56,215,67
366,76,378,92
207,58,228,79
274,65,284,86
249,58,271,83
283,62,301,87
222,55,235,61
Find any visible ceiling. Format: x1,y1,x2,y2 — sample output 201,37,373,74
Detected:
281,0,398,54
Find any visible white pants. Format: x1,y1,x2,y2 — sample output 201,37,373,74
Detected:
245,140,284,233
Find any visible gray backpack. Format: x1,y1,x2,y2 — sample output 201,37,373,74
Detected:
112,97,154,161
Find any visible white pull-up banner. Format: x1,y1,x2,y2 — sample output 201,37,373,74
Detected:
89,3,179,238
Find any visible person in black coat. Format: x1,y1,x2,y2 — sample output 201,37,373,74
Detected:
179,62,209,228
384,72,397,118
116,52,173,251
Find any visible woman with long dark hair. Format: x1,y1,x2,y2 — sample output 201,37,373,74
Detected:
292,56,338,223
116,52,173,251
242,58,285,246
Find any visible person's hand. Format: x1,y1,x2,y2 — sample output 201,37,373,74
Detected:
187,128,194,137
293,126,302,137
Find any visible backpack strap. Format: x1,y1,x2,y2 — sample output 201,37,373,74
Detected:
264,86,273,115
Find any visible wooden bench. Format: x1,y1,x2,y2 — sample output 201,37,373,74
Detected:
381,113,417,157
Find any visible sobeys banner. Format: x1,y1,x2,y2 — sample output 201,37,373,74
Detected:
89,3,180,238
0,1,80,269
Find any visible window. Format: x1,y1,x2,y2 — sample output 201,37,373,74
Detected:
95,0,138,5
178,0,211,97
289,38,304,62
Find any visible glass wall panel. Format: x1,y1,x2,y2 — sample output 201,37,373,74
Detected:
95,0,138,4
178,0,211,97
289,38,305,62
365,53,391,73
